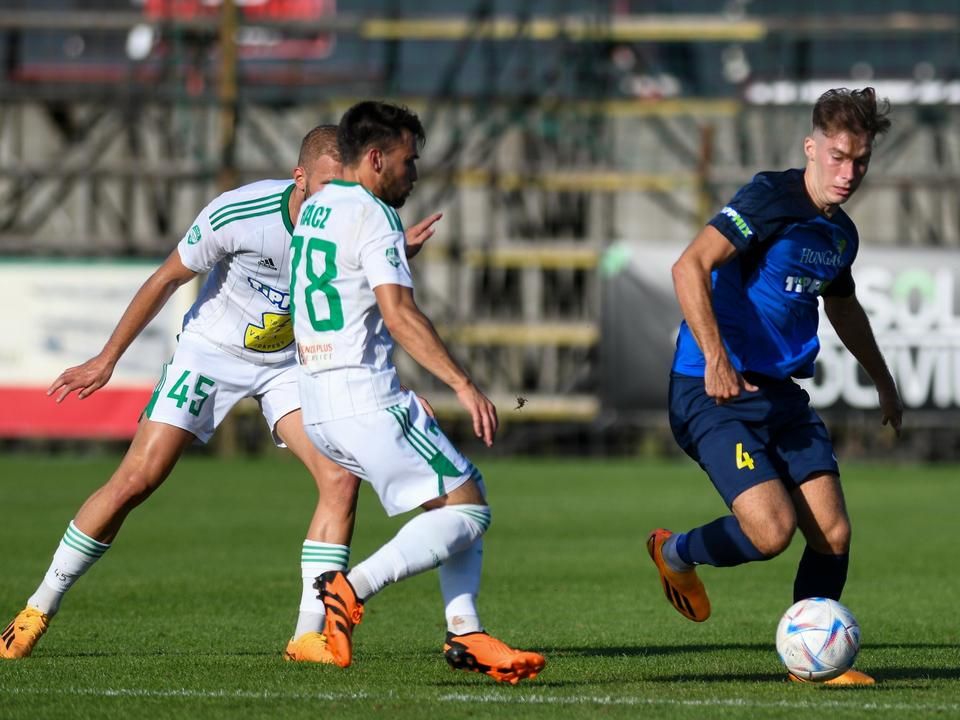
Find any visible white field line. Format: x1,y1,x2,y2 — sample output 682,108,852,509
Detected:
0,686,957,713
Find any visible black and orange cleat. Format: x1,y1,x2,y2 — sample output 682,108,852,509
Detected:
646,528,711,622
316,571,364,668
443,631,546,685
789,668,876,686
0,607,49,659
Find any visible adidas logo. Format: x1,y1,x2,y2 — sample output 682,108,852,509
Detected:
258,257,278,270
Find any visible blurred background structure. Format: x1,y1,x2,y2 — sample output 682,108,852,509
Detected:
3,0,960,456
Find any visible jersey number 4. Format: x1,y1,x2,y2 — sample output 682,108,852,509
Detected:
735,442,755,471
290,234,345,332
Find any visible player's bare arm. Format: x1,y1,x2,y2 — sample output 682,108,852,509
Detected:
404,212,443,259
374,283,498,446
47,249,197,403
673,225,758,403
824,293,903,435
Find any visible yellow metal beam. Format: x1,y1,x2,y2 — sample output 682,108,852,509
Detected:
438,322,598,347
452,169,696,193
464,245,599,270
430,392,600,422
361,16,766,42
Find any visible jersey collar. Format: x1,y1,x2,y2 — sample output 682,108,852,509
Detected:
329,179,359,187
281,183,296,235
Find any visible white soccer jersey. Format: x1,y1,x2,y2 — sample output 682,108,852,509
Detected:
177,179,298,365
291,179,413,422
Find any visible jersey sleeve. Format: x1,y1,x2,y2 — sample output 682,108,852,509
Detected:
356,206,413,289
821,266,856,297
707,174,787,253
176,200,233,273
822,212,859,298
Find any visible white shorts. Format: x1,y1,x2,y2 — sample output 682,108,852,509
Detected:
302,390,481,516
144,333,299,446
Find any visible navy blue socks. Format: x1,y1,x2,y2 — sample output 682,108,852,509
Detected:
676,516,767,567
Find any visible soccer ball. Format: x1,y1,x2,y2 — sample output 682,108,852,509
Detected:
775,597,860,681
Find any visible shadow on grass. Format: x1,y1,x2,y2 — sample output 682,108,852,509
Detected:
32,650,282,659
549,642,960,657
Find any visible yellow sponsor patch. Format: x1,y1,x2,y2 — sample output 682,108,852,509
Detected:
245,312,294,353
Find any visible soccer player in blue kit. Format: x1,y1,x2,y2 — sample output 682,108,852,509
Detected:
646,87,903,686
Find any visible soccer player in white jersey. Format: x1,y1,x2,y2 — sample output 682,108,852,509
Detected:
0,126,439,663
291,101,546,684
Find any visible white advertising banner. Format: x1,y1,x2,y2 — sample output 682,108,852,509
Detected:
0,260,196,437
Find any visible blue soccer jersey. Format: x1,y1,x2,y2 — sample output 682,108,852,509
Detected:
672,168,859,379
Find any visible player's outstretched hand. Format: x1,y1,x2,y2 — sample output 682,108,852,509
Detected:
455,382,498,447
878,385,903,437
47,354,117,403
404,212,442,259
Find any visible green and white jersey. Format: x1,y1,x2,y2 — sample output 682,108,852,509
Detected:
177,179,298,365
291,180,412,422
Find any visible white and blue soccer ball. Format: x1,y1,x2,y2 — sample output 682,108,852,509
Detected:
775,597,861,681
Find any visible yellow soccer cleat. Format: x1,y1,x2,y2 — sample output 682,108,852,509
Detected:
443,631,546,685
283,632,337,664
316,571,364,668
647,528,711,622
789,668,876,686
0,607,49,659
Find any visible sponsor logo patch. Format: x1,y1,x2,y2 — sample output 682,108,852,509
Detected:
248,277,290,310
187,224,202,245
720,206,754,239
386,246,401,268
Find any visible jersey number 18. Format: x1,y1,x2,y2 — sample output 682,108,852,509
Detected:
290,234,344,332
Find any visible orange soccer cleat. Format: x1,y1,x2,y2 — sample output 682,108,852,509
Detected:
0,607,49,659
443,631,546,685
316,571,364,668
283,632,337,664
646,528,711,622
789,668,876,686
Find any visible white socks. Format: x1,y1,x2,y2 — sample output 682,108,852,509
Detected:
348,504,491,605
294,541,349,639
440,536,484,635
27,521,110,617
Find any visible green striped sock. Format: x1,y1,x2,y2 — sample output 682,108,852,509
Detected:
28,521,111,616
295,541,350,638
60,521,110,560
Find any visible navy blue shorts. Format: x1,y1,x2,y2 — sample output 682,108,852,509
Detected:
668,373,839,507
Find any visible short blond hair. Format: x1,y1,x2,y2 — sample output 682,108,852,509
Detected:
298,124,340,166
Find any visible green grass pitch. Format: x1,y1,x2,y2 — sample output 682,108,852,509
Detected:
1,452,958,719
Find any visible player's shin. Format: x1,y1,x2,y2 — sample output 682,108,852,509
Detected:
348,504,491,601
683,516,767,566
440,537,484,635
793,545,849,602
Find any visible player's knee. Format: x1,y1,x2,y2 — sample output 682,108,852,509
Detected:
324,465,361,497
817,516,851,554
440,502,491,543
747,516,796,558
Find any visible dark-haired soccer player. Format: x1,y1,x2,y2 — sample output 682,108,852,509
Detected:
647,87,902,686
291,101,545,684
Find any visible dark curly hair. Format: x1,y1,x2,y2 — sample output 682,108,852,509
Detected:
337,101,425,167
812,87,892,139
